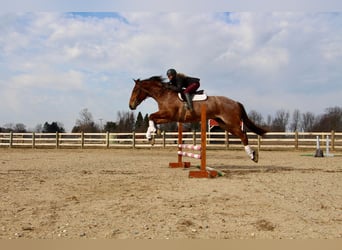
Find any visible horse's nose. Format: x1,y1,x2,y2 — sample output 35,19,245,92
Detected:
129,103,136,110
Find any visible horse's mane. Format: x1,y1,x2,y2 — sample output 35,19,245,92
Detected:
147,76,166,84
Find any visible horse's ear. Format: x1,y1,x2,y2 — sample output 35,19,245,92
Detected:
133,78,140,83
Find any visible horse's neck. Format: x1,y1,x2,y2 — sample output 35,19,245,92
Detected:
147,83,174,104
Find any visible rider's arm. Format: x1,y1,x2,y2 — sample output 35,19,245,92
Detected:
165,83,179,91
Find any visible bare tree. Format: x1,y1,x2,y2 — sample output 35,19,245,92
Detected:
3,123,27,132
312,106,342,132
34,124,43,132
72,108,99,132
301,112,315,132
290,109,301,132
271,109,290,132
116,111,135,132
248,110,265,127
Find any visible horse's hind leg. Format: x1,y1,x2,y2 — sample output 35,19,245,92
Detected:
218,120,258,163
240,131,258,163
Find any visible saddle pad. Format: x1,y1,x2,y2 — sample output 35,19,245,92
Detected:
178,93,208,102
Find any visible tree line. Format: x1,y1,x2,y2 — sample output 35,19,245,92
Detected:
1,106,341,133
248,106,342,132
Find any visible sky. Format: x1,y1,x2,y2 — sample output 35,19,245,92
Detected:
1,2,342,131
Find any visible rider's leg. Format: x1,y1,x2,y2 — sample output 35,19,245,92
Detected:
184,82,199,111
184,92,193,111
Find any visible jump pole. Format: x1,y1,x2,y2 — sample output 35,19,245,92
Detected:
168,122,191,168
169,104,218,178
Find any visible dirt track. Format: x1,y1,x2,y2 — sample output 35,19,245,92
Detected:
0,148,341,239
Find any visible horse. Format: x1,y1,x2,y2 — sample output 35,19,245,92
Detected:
129,76,267,162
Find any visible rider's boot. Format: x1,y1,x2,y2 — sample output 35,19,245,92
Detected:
184,93,194,112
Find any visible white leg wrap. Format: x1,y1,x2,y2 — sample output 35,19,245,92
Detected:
149,120,155,129
244,145,254,159
146,120,156,139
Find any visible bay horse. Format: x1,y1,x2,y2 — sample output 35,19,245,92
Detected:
129,76,267,162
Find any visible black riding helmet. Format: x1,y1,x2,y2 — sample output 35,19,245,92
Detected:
166,68,177,78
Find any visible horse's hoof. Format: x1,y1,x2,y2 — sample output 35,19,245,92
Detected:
252,151,259,163
148,138,155,146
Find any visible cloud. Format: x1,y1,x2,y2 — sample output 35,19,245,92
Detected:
2,0,342,12
0,12,341,131
9,69,84,90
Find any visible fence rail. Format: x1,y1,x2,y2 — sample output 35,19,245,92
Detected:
0,131,341,151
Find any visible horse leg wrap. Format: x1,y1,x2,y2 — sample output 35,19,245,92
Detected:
146,121,156,139
244,145,254,159
149,120,156,132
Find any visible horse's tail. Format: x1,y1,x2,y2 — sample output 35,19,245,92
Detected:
238,102,267,136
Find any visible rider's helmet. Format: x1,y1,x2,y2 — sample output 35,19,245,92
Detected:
166,68,177,78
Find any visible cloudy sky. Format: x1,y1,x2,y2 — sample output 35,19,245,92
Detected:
1,3,342,131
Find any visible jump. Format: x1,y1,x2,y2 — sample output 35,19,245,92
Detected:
128,76,267,163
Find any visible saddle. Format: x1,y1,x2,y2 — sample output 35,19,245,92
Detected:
178,90,208,102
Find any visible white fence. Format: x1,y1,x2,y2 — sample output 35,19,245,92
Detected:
0,131,341,151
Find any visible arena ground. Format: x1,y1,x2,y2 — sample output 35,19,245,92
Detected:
0,148,341,239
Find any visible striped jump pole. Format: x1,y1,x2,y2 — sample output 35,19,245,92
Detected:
169,104,218,178
168,122,191,168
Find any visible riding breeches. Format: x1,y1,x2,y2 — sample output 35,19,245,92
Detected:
183,82,200,94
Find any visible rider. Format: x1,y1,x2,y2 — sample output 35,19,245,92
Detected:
166,68,200,112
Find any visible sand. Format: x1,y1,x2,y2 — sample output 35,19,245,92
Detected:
0,148,341,239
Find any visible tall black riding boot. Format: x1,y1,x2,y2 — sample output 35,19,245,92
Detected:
184,93,194,111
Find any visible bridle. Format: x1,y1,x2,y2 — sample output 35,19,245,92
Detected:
132,80,150,108
132,78,166,108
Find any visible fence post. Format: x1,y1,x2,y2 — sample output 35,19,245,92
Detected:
163,130,166,148
32,132,35,149
106,131,109,148
132,131,136,149
294,131,298,150
9,131,13,148
81,132,84,149
257,135,261,151
225,131,229,149
55,132,58,149
192,130,196,145
331,130,335,151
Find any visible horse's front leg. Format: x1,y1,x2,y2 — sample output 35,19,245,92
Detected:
146,111,172,140
146,120,157,140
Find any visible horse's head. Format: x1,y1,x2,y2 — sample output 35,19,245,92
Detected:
129,79,147,110
129,76,165,110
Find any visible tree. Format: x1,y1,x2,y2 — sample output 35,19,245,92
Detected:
42,122,65,133
301,112,315,132
290,109,301,132
160,122,178,132
134,112,146,132
248,110,265,127
3,123,27,132
143,114,149,129
312,106,342,132
104,121,117,132
72,108,100,133
14,123,27,132
34,124,43,132
266,114,272,130
116,111,135,132
270,109,290,132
